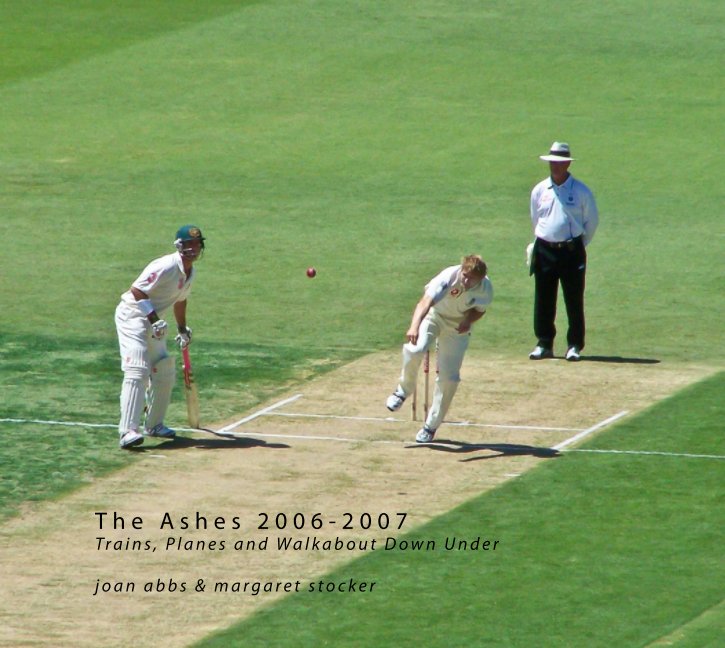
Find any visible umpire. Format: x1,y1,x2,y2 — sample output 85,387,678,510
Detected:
528,142,599,361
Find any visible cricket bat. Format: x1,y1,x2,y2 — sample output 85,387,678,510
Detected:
423,349,430,419
182,346,201,428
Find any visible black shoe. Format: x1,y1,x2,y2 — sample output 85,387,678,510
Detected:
529,345,554,360
565,347,581,361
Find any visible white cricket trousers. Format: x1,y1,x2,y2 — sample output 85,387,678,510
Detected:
397,315,470,432
115,303,173,435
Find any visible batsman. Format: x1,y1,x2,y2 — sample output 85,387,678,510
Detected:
386,254,493,443
114,225,205,449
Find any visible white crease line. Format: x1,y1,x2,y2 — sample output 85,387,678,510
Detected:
216,394,303,433
445,420,581,432
266,412,403,424
564,448,725,461
189,428,725,459
0,418,116,429
226,430,401,444
2,415,720,460
0,394,305,435
553,411,629,450
265,411,581,432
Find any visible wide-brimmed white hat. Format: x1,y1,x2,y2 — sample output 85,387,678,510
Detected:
539,141,575,162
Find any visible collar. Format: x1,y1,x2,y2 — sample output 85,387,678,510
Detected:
175,251,195,279
548,174,573,190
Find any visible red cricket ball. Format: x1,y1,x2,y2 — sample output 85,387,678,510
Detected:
306,267,317,278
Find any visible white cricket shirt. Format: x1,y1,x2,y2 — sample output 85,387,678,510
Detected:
120,252,195,316
530,174,599,245
425,265,493,328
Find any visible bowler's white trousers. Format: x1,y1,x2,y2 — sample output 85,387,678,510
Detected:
397,314,470,432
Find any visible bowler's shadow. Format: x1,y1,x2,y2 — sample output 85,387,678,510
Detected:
582,355,660,364
407,438,559,462
129,435,289,451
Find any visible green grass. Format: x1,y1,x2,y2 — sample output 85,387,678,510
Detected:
1,0,722,356
0,0,250,83
0,0,723,644
0,333,358,523
195,372,725,647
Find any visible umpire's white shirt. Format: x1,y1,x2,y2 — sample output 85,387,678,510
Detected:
530,174,599,245
425,265,493,331
120,252,195,316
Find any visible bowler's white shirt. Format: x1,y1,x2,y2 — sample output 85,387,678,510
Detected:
425,265,493,329
120,252,194,316
530,174,599,245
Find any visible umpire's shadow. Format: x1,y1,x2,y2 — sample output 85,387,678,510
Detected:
582,355,660,364
130,435,290,451
407,438,559,462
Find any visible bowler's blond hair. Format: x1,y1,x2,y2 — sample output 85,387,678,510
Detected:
461,254,487,278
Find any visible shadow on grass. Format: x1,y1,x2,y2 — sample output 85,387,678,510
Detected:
407,439,560,461
582,355,660,364
127,435,290,452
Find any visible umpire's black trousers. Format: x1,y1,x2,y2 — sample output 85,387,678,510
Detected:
530,236,587,351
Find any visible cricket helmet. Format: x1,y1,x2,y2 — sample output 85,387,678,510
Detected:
174,224,206,258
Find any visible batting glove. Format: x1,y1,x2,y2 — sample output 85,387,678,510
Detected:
151,319,168,339
175,326,192,349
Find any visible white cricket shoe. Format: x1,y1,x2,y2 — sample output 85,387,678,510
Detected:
119,430,144,449
386,391,406,412
415,426,436,443
144,423,176,439
566,346,581,362
529,345,554,360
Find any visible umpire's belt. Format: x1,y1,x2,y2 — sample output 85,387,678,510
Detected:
537,236,582,250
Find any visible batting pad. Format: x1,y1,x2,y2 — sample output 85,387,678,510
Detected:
119,367,147,435
144,356,176,431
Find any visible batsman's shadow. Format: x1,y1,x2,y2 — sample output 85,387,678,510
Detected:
407,439,560,462
132,436,290,451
